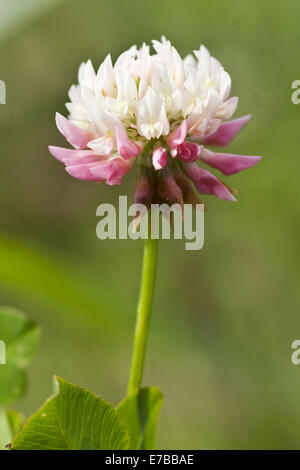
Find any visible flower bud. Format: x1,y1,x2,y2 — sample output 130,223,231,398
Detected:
155,166,183,210
173,166,204,208
134,165,154,208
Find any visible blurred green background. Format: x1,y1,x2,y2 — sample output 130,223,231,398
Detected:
0,0,299,450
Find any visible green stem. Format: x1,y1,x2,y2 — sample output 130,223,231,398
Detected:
127,221,159,396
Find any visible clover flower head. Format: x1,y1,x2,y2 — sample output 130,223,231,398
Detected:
49,37,261,206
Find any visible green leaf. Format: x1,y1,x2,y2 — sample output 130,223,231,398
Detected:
0,409,24,450
0,307,40,407
117,387,163,450
12,376,130,450
0,307,40,367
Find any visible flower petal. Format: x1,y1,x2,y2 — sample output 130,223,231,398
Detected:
65,162,101,181
49,146,101,165
137,87,170,139
201,149,262,175
55,113,95,149
50,146,132,185
177,142,201,162
152,146,168,170
89,157,133,185
115,124,142,160
184,162,236,201
88,136,115,155
166,120,188,149
200,115,251,147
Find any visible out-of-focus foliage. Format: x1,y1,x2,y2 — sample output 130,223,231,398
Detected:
0,0,66,40
0,409,23,450
0,0,299,449
0,308,39,407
